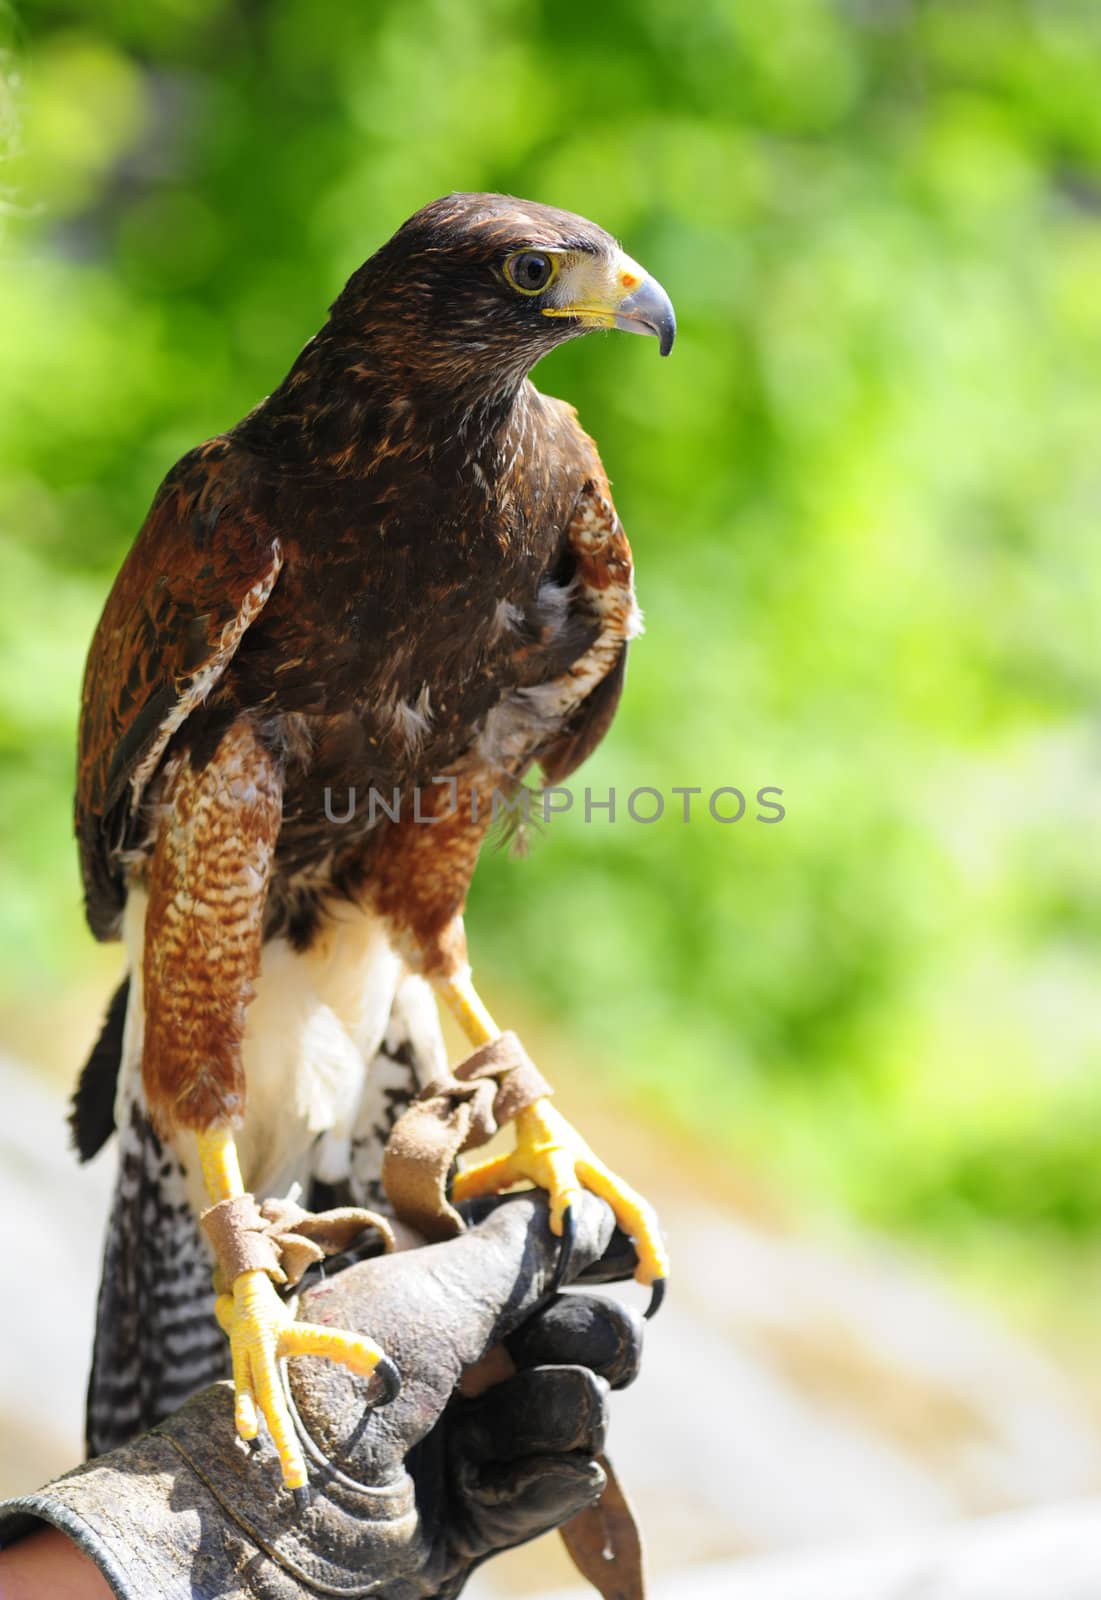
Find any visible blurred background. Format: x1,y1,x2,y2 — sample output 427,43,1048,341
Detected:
3,0,1101,1592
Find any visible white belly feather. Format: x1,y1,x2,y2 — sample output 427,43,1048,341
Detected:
119,889,441,1216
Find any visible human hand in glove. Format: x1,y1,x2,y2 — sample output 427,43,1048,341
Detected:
0,1191,645,1600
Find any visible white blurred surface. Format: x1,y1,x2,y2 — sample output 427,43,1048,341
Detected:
515,1497,1101,1600
0,1055,111,1491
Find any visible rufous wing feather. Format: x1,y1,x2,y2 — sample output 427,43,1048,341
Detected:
75,441,282,939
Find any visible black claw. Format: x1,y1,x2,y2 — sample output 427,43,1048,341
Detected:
373,1354,402,1408
552,1204,577,1294
293,1486,311,1515
246,1437,262,1457
644,1277,666,1320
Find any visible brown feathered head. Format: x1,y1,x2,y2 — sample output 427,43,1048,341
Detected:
331,192,675,393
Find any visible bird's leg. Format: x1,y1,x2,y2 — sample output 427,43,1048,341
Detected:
437,969,668,1313
141,722,399,1498
197,1124,398,1500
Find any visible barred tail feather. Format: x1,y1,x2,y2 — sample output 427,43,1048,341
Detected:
85,1097,227,1457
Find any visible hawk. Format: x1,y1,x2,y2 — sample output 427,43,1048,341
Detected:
73,193,674,1496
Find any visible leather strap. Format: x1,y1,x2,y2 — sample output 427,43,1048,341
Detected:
381,1031,551,1242
560,1454,645,1600
201,1193,394,1290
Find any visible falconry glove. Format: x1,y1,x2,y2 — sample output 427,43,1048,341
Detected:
0,1192,645,1600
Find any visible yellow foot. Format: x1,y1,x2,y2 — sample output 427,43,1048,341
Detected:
214,1268,399,1497
450,1097,669,1316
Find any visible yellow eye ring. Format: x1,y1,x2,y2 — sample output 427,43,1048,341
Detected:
503,251,559,295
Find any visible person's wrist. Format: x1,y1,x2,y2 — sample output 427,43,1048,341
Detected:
0,1525,114,1600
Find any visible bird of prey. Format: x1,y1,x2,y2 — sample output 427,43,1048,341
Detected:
73,193,674,1495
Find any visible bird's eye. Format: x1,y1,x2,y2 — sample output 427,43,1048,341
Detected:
504,251,556,294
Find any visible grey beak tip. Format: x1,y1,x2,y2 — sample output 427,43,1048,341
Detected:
615,276,676,357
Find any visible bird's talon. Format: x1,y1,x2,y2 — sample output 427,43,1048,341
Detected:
293,1485,311,1515
645,1277,666,1320
552,1203,576,1293
473,1099,670,1301
373,1353,402,1407
223,1269,395,1491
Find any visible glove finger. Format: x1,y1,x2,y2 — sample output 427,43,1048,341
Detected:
573,1222,640,1285
451,1365,608,1464
505,1291,643,1391
455,1191,619,1295
459,1452,606,1551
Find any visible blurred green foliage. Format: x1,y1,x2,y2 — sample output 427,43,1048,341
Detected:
2,0,1101,1252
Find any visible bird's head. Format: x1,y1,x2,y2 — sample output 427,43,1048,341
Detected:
333,193,676,396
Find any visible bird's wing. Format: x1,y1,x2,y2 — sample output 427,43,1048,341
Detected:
536,645,628,785
531,435,637,785
76,443,283,939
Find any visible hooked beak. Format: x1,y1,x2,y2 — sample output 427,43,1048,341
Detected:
613,274,677,357
542,249,676,356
